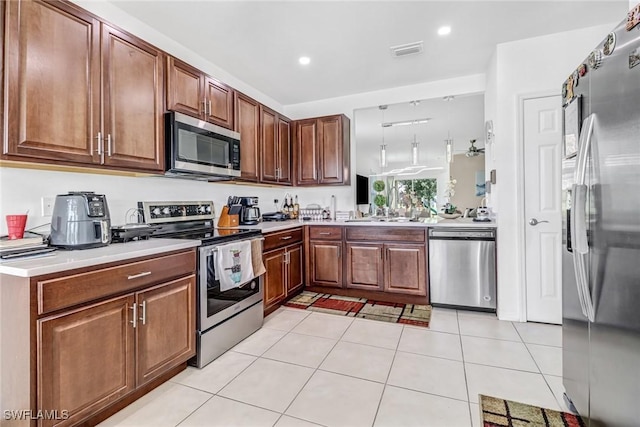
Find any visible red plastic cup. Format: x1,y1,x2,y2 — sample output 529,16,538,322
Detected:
6,215,28,240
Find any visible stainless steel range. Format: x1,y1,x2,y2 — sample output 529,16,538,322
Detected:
138,201,264,368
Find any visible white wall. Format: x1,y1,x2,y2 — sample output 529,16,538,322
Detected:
485,23,614,321
0,167,352,235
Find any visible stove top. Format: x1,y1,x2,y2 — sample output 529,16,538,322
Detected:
156,227,261,245
138,201,262,245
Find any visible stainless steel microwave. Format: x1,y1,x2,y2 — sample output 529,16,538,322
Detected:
165,111,241,180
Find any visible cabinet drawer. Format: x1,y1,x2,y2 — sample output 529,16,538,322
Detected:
263,227,303,251
308,226,343,240
37,250,196,315
346,227,425,243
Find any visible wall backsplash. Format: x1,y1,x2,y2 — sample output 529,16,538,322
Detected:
0,167,354,235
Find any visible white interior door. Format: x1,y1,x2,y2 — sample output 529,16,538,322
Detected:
523,96,563,324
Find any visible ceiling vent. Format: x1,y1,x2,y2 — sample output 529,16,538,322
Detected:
390,41,424,58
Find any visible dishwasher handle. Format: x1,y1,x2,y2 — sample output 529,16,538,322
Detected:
428,228,496,240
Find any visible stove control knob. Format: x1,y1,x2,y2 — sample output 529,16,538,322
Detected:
206,205,212,213
198,205,206,213
162,207,170,215
152,208,161,216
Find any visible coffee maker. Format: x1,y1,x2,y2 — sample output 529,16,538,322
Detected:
240,197,260,225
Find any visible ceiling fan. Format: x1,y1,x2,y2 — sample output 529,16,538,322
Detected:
465,139,485,157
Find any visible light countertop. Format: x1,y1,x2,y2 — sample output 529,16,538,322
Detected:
255,217,496,233
0,238,201,278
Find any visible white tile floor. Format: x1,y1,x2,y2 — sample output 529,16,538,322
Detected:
99,307,568,427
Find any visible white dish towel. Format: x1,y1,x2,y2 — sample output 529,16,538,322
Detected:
215,240,254,292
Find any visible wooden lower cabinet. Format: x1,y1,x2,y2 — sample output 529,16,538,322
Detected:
35,253,196,427
136,276,196,386
309,241,343,287
263,238,304,313
346,243,383,291
384,244,427,296
38,295,135,427
263,248,286,308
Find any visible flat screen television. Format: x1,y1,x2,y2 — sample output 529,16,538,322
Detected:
356,174,369,205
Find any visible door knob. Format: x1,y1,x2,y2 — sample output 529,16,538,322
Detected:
529,218,549,226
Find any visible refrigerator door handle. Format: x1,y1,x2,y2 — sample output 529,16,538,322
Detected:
570,113,596,322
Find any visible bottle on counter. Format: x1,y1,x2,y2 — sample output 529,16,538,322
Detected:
293,195,299,219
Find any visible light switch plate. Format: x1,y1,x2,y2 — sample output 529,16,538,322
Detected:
41,197,55,216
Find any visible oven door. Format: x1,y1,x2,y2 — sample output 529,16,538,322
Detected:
198,241,263,331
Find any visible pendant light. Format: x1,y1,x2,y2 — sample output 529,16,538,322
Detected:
443,95,454,163
379,105,388,168
410,100,420,166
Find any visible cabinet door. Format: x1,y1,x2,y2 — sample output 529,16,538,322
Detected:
136,276,196,386
205,77,234,129
259,106,278,184
166,56,204,118
263,248,286,310
310,241,343,287
3,0,100,164
317,115,344,184
295,119,319,185
102,25,164,171
234,92,260,181
286,243,304,295
346,243,383,291
38,295,135,427
384,244,427,296
278,117,292,185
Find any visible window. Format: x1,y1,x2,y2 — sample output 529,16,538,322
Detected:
395,178,437,211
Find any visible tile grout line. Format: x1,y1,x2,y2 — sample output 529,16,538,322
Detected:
276,312,356,424
173,393,216,427
513,321,565,411
457,310,476,427
370,323,406,427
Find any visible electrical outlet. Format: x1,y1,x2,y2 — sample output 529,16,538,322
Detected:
41,197,55,216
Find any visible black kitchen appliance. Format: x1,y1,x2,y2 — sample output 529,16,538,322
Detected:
50,192,111,249
239,196,260,225
138,200,264,368
262,212,289,222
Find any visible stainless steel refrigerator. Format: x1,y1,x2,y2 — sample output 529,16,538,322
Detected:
561,7,640,426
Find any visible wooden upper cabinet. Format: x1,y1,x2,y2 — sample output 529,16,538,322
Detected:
234,92,260,181
3,1,163,172
38,295,135,427
260,106,278,183
294,114,350,186
259,106,292,185
166,57,204,118
278,117,292,184
205,77,234,129
3,0,101,164
102,25,164,171
166,56,234,129
295,119,319,185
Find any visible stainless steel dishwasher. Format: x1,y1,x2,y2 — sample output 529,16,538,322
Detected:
428,228,497,311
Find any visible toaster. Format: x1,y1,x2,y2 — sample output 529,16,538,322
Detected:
50,192,112,249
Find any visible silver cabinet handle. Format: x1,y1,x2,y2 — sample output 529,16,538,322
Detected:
208,99,212,116
202,100,207,116
95,132,103,154
106,134,113,157
127,271,151,280
528,218,549,226
281,236,293,240
130,304,137,329
139,301,146,325
319,232,331,235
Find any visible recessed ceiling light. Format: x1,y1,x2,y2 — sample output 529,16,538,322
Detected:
438,26,451,36
298,56,311,65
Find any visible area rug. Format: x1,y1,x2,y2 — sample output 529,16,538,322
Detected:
284,291,431,327
480,395,585,427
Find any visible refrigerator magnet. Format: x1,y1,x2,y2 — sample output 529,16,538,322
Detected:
627,4,640,31
563,95,582,158
630,49,640,69
603,33,616,56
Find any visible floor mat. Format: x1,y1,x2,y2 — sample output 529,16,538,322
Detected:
479,394,585,427
284,291,431,327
